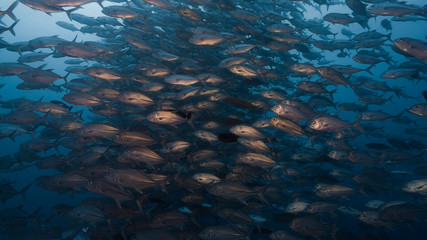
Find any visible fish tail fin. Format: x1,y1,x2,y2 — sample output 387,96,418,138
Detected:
115,199,122,209
158,173,174,194
387,95,393,103
62,72,70,84
72,109,84,121
6,1,19,22
416,151,425,160
409,71,420,80
359,18,369,29
308,134,319,145
279,163,287,174
40,110,52,125
358,186,369,198
329,88,337,101
361,104,369,112
392,88,402,99
187,113,195,130
19,183,32,201
136,194,150,213
8,129,17,142
7,20,19,36
385,56,396,66
353,116,364,133
158,181,168,194
65,7,80,22
365,65,374,75
15,45,22,56
27,206,43,227
394,110,404,119
255,186,269,205
28,206,42,219
103,101,114,113
97,0,104,8
332,32,338,40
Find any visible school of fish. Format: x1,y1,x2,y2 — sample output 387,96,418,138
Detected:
0,0,426,239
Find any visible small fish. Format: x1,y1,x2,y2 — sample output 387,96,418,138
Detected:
365,143,391,150
407,103,427,117
394,37,427,60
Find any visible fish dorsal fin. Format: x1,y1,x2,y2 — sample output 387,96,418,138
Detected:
37,64,47,70
36,96,44,103
71,34,78,43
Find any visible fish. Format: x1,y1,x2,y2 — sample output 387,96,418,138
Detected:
140,0,174,9
236,153,278,170
147,110,191,127
55,21,79,31
407,103,427,117
403,179,427,195
85,179,143,210
207,181,264,205
199,226,246,240
117,91,154,107
77,123,119,138
290,217,330,238
36,173,88,192
0,0,426,239
229,124,266,139
192,173,221,185
55,41,101,58
189,33,225,46
20,0,78,20
101,6,143,19
105,169,166,193
367,2,425,17
323,13,361,26
317,66,352,85
164,74,200,85
309,115,361,132
84,67,121,81
19,69,68,84
270,117,307,137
